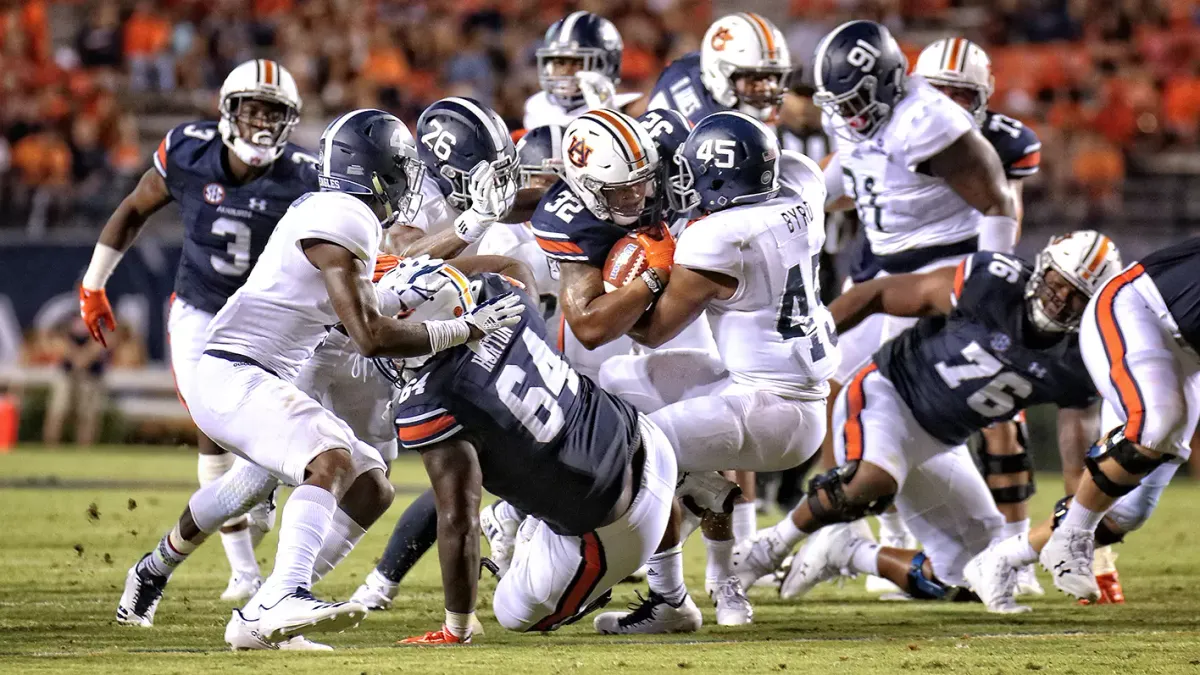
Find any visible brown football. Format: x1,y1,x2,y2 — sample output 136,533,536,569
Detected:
601,234,649,292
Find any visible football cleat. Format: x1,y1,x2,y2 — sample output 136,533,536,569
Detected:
1015,563,1045,598
676,471,742,514
709,576,753,626
400,627,471,645
247,587,368,643
779,524,859,600
221,572,264,603
963,541,1032,614
225,609,333,650
731,528,793,590
350,569,399,611
480,502,521,577
1083,545,1124,605
1039,526,1100,602
593,591,702,634
115,555,169,627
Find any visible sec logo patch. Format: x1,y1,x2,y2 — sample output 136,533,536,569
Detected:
204,183,225,205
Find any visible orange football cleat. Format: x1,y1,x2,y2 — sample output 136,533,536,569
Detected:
399,627,471,645
1095,571,1125,604
79,286,117,347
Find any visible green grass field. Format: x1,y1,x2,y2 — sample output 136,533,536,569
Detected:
3,446,1200,674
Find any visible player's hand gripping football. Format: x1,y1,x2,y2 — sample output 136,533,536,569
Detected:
576,70,617,109
462,292,525,340
79,286,117,347
636,223,676,273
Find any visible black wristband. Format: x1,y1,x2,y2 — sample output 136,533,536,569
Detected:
640,268,665,297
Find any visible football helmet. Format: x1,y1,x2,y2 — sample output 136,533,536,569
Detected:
416,97,518,213
317,109,425,227
672,111,780,214
636,108,693,215
812,20,907,141
516,125,565,189
378,261,478,381
700,13,792,121
536,11,623,108
218,59,302,167
914,38,994,124
562,108,662,228
1026,231,1122,333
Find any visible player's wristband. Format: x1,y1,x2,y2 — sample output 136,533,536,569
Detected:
977,215,1018,254
444,609,476,640
640,268,666,298
454,209,494,244
424,319,471,353
82,243,124,290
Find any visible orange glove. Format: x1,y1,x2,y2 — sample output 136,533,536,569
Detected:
79,286,116,347
636,223,676,271
373,254,401,283
399,627,471,645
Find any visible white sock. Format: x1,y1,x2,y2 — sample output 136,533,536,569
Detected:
773,512,807,549
877,510,907,542
1001,518,1030,541
311,507,368,584
262,485,337,597
703,536,734,588
998,532,1038,566
646,544,687,605
732,502,756,542
221,529,259,578
139,524,199,578
1061,501,1105,532
849,541,881,576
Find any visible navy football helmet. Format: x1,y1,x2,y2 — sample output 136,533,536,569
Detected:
536,11,623,107
515,125,565,189
812,20,907,140
317,108,424,227
672,111,780,214
636,108,693,216
416,97,518,213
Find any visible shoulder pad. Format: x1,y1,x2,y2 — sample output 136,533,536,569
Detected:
951,251,1030,313
674,211,742,279
891,80,974,167
154,121,220,179
982,111,1041,179
394,367,463,449
530,182,625,267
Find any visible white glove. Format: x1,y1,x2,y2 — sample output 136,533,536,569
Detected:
576,70,617,109
376,255,449,316
462,292,525,335
454,161,517,243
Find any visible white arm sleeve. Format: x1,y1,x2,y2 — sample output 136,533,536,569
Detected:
822,152,844,205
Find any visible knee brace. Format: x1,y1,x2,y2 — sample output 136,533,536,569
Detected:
1084,427,1172,498
189,462,279,533
804,462,894,526
1051,496,1125,546
905,552,949,600
982,452,1036,504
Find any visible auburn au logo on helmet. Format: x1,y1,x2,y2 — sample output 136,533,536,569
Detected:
567,135,593,168
710,26,732,51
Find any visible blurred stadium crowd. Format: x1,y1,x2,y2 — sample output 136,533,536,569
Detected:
0,0,1197,234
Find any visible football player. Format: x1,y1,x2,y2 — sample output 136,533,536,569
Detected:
525,11,642,130
79,60,313,602
114,109,525,648
731,232,1119,614
394,273,676,644
648,13,791,125
593,112,838,631
967,237,1200,608
812,21,1020,578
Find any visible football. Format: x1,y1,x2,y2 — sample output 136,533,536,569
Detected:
601,234,649,292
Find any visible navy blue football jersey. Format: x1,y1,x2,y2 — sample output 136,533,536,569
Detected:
395,274,641,536
154,121,318,314
875,252,1096,445
530,180,630,268
1141,237,1200,353
648,52,725,126
981,111,1041,179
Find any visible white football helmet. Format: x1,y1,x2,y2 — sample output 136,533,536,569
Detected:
218,59,302,167
700,13,791,121
1026,230,1122,333
914,38,993,124
561,109,661,227
390,262,478,378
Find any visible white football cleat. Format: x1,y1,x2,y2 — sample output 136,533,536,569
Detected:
1015,562,1045,597
676,471,741,514
115,555,169,627
350,568,399,611
225,609,333,650
731,528,793,590
247,587,368,643
709,576,753,626
480,502,520,577
963,542,1032,614
1039,526,1100,602
779,524,860,600
221,572,264,603
593,591,702,634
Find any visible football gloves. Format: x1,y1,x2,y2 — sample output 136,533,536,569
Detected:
79,286,116,347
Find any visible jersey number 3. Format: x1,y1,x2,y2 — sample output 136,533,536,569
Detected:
496,330,580,442
210,217,251,276
935,341,1032,417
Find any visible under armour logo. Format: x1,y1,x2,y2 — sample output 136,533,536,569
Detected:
249,198,268,211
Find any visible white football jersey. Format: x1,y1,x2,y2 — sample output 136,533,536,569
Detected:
829,77,977,256
205,191,381,381
674,162,838,399
406,173,459,235
522,91,643,130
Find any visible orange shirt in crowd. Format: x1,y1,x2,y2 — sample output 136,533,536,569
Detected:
124,10,171,57
1163,76,1200,128
1072,141,1125,195
362,46,411,88
12,132,71,186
